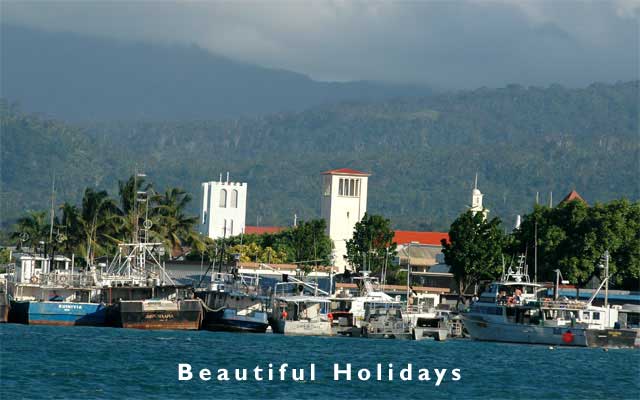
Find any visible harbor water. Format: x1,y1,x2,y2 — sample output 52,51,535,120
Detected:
1,324,638,399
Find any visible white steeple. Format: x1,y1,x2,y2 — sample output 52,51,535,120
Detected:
470,173,489,219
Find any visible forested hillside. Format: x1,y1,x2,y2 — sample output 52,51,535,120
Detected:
2,81,638,231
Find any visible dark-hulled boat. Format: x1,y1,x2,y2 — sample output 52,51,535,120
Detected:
196,273,269,333
102,241,203,331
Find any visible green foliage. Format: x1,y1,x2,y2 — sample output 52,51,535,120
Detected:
2,81,638,233
513,199,640,289
442,210,506,297
9,175,203,265
199,219,333,267
10,211,51,251
345,213,398,275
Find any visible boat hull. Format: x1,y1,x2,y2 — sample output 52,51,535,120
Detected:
202,309,269,333
0,291,8,323
9,300,107,326
270,319,333,336
117,300,202,330
584,329,638,348
462,314,588,346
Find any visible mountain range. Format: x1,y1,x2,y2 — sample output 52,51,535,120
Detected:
1,24,433,122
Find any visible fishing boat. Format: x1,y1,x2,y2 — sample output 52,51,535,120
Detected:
403,292,449,341
196,272,270,333
7,254,108,326
104,241,203,330
269,281,333,336
330,272,407,337
462,254,637,348
361,303,412,339
0,283,9,323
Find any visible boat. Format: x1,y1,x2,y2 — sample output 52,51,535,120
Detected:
361,303,412,339
269,281,333,336
0,282,9,323
7,254,108,326
196,272,270,333
404,292,449,341
103,240,203,330
461,254,637,348
330,272,407,337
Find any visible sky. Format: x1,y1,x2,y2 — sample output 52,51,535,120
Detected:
2,0,639,88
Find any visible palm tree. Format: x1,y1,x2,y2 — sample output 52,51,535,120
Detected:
79,188,119,265
115,175,153,243
59,202,83,256
152,187,204,258
11,210,50,251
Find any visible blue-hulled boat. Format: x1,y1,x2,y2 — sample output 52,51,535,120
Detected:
9,300,107,326
7,253,109,326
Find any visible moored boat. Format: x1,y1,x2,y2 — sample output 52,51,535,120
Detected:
196,272,269,333
270,281,333,336
462,255,637,348
7,254,108,326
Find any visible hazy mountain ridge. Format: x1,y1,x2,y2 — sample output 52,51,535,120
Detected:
1,24,434,122
2,81,637,231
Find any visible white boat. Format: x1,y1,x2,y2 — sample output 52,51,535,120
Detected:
330,272,407,337
403,292,449,341
461,255,637,347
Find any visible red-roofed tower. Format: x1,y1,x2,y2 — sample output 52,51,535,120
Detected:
321,168,370,272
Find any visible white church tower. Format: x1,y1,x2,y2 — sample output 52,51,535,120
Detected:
470,173,489,219
320,168,370,273
200,173,247,239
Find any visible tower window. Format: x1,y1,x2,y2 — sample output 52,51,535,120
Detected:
220,189,227,208
355,180,359,196
231,189,239,208
339,179,344,196
350,179,355,196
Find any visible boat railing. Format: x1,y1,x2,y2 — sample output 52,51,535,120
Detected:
405,304,437,314
535,299,589,310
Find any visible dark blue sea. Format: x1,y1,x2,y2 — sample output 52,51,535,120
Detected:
2,324,639,400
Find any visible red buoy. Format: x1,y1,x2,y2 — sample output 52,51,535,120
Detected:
562,330,575,344
328,313,333,321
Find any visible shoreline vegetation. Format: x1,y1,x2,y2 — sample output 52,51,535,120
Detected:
2,174,638,292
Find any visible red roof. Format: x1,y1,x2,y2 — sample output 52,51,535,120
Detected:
393,231,449,246
559,190,587,205
321,168,370,176
244,226,286,235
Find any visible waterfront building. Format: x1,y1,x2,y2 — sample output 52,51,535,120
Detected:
200,175,247,239
320,168,370,273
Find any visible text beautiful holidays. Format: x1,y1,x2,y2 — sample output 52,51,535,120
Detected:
178,363,462,386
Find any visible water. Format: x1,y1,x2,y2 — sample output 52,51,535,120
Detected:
1,324,638,400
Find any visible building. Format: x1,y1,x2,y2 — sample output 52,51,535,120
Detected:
470,174,489,219
320,168,370,273
559,190,587,206
200,176,247,239
393,231,455,292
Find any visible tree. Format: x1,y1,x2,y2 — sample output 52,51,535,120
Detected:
10,211,50,251
152,187,204,258
512,199,640,291
283,219,332,265
442,210,506,302
345,213,397,275
78,188,119,265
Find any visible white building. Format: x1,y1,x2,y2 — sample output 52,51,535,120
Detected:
200,176,247,239
470,174,489,219
320,168,370,273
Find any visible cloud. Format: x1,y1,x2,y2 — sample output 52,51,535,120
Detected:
2,0,638,88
